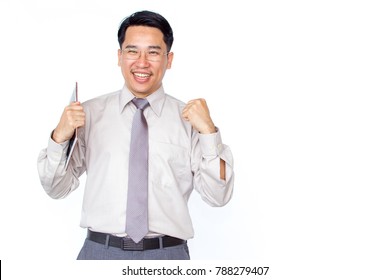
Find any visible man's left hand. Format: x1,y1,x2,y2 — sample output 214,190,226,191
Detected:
182,98,216,134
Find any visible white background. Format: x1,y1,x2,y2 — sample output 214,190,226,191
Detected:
0,0,390,279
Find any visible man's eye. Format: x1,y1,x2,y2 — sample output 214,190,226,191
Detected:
149,51,160,56
124,49,138,55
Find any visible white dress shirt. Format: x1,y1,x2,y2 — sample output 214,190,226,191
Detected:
37,85,234,240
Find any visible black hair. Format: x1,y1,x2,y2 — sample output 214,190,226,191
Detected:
117,10,174,52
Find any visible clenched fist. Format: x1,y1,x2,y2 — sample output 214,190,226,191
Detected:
52,102,86,143
182,98,216,134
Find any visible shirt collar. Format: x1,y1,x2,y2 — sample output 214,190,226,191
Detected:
119,85,166,117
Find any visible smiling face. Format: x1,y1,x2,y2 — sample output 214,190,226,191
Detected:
118,26,174,98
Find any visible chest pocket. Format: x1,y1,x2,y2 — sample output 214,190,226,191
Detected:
149,141,191,186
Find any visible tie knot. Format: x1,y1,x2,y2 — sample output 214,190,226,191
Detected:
132,98,149,110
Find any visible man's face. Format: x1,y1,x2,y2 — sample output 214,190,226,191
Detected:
118,26,173,98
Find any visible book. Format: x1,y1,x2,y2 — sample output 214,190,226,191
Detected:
65,82,78,170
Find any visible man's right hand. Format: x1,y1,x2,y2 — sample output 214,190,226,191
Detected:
52,102,86,143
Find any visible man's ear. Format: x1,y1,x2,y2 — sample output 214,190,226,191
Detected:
166,52,174,69
117,49,122,66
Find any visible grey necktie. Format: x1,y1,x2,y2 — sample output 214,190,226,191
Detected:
126,98,150,243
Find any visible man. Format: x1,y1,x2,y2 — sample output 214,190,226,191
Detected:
37,10,234,260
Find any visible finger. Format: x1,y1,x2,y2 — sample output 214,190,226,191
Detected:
187,98,205,104
74,120,86,128
181,106,188,115
66,111,85,121
68,102,84,110
182,103,192,114
70,117,86,128
181,110,188,119
181,109,190,121
74,115,86,121
68,105,84,111
182,106,195,119
65,107,85,117
70,111,86,117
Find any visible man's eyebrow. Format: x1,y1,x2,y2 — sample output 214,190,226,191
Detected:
123,45,162,50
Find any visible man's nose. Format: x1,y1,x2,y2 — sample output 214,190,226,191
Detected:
136,51,149,65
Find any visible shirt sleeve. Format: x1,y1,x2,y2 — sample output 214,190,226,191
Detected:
191,128,234,206
37,129,86,199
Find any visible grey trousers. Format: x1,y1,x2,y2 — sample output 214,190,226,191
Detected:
77,239,191,260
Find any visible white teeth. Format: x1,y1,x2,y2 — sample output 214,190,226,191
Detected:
134,73,150,78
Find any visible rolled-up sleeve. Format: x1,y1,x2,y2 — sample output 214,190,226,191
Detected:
191,128,234,206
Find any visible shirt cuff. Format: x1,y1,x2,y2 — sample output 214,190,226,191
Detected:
47,132,70,162
198,128,224,157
